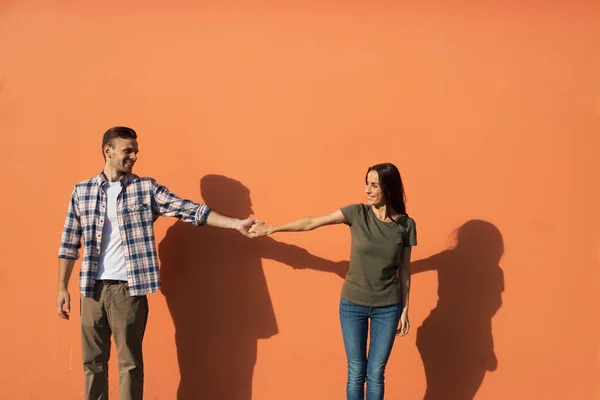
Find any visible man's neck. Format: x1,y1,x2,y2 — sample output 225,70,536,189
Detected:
103,166,125,183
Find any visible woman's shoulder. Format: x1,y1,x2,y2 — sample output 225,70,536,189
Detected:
394,213,415,229
340,203,368,225
342,203,369,214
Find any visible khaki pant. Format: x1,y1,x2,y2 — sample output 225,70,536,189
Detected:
81,280,148,400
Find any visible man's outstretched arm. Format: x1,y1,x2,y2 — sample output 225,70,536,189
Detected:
205,211,261,237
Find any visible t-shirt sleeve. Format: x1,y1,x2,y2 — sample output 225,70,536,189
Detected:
405,218,417,247
340,204,361,226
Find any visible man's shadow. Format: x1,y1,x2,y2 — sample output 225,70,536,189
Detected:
158,175,348,400
412,220,505,400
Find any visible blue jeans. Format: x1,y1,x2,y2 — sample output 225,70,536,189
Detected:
339,299,401,400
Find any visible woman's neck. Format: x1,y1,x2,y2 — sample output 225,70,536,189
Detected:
372,203,398,222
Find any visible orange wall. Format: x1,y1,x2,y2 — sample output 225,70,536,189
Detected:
1,2,599,399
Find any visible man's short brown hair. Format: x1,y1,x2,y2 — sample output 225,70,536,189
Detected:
102,126,137,158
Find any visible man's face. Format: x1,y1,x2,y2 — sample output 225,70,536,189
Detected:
104,138,139,174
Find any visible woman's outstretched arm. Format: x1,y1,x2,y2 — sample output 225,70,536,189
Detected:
248,210,345,237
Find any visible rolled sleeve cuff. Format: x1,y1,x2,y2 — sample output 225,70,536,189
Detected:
58,249,79,260
195,204,212,226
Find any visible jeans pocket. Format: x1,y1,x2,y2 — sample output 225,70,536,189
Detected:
340,298,355,305
340,299,361,314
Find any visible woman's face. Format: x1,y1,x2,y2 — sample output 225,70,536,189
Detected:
365,170,385,207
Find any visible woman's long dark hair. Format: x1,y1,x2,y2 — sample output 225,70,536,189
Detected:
366,163,407,221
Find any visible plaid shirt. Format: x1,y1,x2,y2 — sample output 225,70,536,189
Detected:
59,172,211,297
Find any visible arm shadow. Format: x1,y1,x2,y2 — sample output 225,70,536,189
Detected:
257,235,349,279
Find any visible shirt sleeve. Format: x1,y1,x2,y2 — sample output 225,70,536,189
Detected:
151,179,211,226
340,204,361,226
58,187,82,260
405,218,417,247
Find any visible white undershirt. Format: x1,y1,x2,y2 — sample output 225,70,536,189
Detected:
96,181,127,281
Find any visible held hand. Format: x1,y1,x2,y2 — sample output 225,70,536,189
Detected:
56,289,71,320
396,311,410,336
237,218,264,237
248,223,271,238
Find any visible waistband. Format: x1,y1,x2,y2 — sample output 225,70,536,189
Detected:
98,279,127,285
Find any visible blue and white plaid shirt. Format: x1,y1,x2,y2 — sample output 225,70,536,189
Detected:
58,172,211,297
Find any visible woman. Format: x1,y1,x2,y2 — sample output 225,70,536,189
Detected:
248,163,417,400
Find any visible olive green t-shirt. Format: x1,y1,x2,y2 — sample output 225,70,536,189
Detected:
340,204,417,307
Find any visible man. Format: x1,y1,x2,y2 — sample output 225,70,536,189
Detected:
56,126,259,400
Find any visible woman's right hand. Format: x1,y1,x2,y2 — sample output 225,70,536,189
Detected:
248,223,271,238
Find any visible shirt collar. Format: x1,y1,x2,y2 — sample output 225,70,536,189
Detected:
94,171,137,187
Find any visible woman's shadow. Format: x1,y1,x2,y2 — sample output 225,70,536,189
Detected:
412,220,505,400
158,175,348,400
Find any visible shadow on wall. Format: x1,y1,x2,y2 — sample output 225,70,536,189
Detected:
158,175,347,400
412,220,505,400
